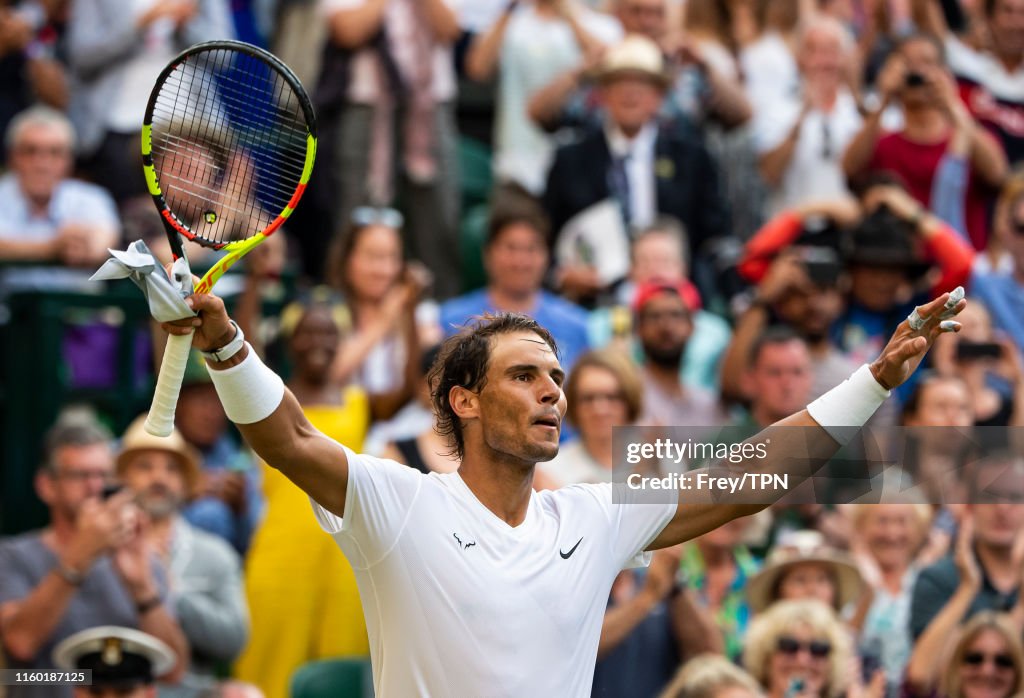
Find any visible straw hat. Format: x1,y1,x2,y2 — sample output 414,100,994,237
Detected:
116,414,201,494
746,530,865,614
596,35,671,88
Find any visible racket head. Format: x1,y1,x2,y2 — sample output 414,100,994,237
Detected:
141,40,317,254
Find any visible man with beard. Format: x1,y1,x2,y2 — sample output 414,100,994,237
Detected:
633,281,727,427
116,414,249,697
0,410,187,698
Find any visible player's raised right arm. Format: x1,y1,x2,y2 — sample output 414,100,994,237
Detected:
161,292,350,517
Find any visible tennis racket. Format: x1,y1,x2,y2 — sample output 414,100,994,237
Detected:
142,40,317,437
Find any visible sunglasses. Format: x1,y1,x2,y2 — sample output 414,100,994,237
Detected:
352,206,404,229
963,652,1015,669
777,636,832,658
1010,218,1024,236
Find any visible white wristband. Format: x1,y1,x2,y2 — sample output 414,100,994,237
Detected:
207,343,285,424
806,364,891,445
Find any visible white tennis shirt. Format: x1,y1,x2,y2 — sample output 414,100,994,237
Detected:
311,446,677,697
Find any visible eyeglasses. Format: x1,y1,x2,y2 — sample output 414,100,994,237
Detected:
638,308,689,324
352,206,404,230
577,391,627,405
54,469,112,483
776,636,832,658
15,143,71,159
963,652,1015,669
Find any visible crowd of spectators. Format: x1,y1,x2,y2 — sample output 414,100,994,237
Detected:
2,0,1024,696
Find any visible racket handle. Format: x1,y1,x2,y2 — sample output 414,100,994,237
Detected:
144,332,193,437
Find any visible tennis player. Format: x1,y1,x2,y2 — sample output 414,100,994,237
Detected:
162,287,965,696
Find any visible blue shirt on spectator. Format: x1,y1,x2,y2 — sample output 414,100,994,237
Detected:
440,288,591,370
182,433,261,556
969,268,1024,356
0,173,119,291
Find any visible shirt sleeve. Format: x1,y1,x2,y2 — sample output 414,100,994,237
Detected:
0,540,32,606
588,483,677,571
309,445,424,569
909,560,958,640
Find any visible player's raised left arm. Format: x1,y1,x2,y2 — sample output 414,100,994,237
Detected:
647,289,967,550
162,292,351,517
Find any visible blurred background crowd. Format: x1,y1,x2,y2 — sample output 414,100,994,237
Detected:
2,0,1024,696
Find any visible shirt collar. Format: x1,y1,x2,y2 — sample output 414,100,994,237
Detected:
604,121,658,159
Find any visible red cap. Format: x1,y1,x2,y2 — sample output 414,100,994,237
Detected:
631,280,701,314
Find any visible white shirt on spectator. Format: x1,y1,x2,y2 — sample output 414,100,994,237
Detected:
539,439,610,487
311,446,676,697
741,32,799,113
753,88,862,215
605,120,658,228
106,0,179,132
318,0,457,103
944,35,1024,159
0,173,120,291
450,0,506,33
494,4,622,193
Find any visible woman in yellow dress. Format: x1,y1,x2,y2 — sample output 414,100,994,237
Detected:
234,290,371,698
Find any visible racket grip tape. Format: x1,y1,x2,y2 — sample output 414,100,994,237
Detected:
144,332,194,437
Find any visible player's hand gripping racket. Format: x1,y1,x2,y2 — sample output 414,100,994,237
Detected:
142,40,316,436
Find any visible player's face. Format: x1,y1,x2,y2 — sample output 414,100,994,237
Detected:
11,124,72,202
602,77,664,135
39,443,115,520
120,450,187,520
475,332,567,466
748,341,813,423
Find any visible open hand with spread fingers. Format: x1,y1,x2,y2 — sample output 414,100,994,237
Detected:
869,287,967,390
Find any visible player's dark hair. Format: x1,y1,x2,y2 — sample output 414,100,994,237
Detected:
429,313,559,460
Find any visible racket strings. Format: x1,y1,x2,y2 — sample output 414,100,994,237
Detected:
150,47,310,245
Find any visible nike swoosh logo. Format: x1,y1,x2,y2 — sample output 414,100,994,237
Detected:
560,536,584,559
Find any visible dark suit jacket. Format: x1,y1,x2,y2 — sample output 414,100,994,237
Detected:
542,122,730,262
